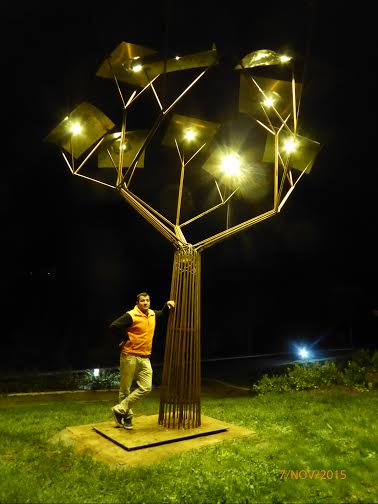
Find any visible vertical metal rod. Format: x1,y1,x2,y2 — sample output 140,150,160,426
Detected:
176,158,186,225
274,133,279,209
117,110,127,186
292,73,297,134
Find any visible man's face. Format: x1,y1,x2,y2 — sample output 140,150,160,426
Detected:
137,295,150,313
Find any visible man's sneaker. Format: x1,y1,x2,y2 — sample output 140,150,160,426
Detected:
123,413,133,430
112,405,125,427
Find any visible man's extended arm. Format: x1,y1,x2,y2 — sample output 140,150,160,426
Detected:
109,312,133,341
154,300,175,318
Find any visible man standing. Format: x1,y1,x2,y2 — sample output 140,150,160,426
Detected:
110,292,175,429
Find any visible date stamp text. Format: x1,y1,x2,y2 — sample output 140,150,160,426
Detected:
279,469,347,480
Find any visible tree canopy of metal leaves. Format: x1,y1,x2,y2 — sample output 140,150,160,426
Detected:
46,42,320,253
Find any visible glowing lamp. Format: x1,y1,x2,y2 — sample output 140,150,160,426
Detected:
221,154,241,177
97,130,149,168
162,113,220,150
298,348,309,359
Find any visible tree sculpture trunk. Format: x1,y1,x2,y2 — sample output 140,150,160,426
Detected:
158,245,201,429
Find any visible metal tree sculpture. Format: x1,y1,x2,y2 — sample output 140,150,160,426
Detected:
46,42,320,429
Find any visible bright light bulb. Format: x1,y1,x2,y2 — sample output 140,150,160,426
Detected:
70,122,82,135
132,64,142,72
263,96,275,107
283,137,297,153
279,54,292,63
221,154,241,177
93,368,100,377
184,129,196,141
116,139,127,152
298,348,309,359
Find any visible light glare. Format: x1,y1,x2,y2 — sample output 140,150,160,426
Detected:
283,137,297,153
221,154,241,177
255,52,268,61
263,96,275,107
70,122,82,135
184,129,196,141
298,348,309,359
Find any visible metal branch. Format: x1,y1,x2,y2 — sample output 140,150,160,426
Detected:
119,112,165,188
119,187,179,245
117,110,127,185
180,188,238,228
74,172,116,189
127,75,161,107
149,78,163,111
292,73,298,134
61,152,74,173
74,138,105,175
107,58,127,109
214,179,224,202
163,68,209,116
176,157,186,226
127,188,175,228
194,208,277,252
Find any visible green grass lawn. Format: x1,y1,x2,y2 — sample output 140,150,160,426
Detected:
0,386,377,503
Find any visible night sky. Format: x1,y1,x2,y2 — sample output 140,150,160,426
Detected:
2,1,377,372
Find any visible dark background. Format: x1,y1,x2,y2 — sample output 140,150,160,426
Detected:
2,1,377,372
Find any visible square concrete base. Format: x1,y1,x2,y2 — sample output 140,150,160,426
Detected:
50,414,255,468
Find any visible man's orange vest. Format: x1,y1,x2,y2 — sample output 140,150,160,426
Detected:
121,305,156,357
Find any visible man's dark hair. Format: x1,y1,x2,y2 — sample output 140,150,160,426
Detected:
136,292,150,302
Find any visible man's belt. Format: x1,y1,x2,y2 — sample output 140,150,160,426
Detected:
125,352,151,358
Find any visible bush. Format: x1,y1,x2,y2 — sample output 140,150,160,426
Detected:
288,361,339,390
252,361,339,394
78,369,120,390
351,348,374,367
371,351,378,370
0,368,120,394
0,370,85,394
251,372,292,394
252,352,377,395
341,360,368,391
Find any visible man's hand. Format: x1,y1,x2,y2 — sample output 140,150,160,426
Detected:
167,300,175,310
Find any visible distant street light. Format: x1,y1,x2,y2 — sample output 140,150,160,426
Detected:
298,347,310,360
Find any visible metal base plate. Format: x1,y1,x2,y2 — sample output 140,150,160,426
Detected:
92,414,228,451
50,414,255,468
